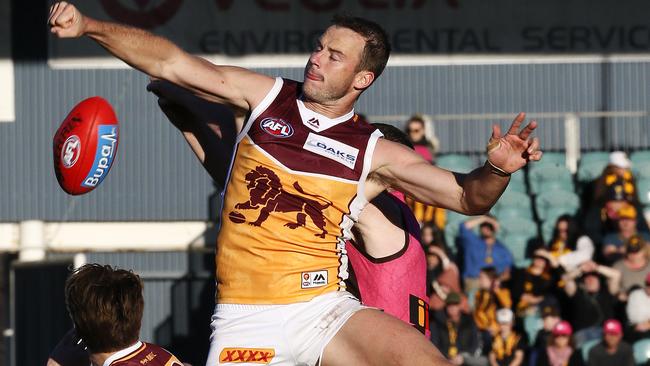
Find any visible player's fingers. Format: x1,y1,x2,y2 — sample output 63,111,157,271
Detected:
527,137,540,154
53,4,75,28
506,112,526,135
518,120,537,140
491,124,502,140
48,2,63,25
529,150,543,161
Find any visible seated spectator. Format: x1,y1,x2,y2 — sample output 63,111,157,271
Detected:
460,216,514,293
625,272,650,342
563,261,621,347
587,319,635,366
547,215,595,271
515,251,561,316
583,151,644,244
422,221,452,257
602,204,650,263
613,234,650,299
431,292,486,366
489,309,525,366
474,267,512,336
533,303,562,350
405,114,438,163
427,245,467,312
536,321,585,366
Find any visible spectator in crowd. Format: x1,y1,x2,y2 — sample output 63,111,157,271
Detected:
602,204,650,264
474,267,512,337
613,234,650,299
536,321,585,366
431,292,486,366
515,251,561,316
587,319,635,366
625,272,650,342
428,245,467,312
533,303,562,350
460,216,514,293
583,151,647,244
562,261,621,347
403,114,444,227
593,152,638,208
547,215,594,271
405,114,438,163
489,308,525,366
422,221,452,258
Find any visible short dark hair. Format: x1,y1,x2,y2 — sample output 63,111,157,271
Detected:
480,266,498,281
65,264,144,353
372,123,414,149
331,14,391,82
480,222,496,233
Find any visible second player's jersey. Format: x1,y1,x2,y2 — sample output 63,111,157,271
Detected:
104,342,182,366
346,192,430,336
216,78,382,304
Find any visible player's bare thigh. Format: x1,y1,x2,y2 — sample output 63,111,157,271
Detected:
321,308,452,366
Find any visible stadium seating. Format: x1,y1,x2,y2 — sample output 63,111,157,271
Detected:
529,165,573,195
633,338,650,365
581,338,601,362
436,154,475,173
633,161,650,180
577,160,608,184
638,179,650,206
531,152,566,168
631,150,650,165
535,190,580,222
523,314,543,345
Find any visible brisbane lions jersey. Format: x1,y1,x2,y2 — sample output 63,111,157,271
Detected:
216,78,382,304
104,342,182,366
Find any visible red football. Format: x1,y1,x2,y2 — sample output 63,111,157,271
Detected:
53,96,119,195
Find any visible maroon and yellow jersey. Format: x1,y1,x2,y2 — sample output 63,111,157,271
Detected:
105,342,182,366
216,78,382,304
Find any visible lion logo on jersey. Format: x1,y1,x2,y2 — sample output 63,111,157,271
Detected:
229,166,332,238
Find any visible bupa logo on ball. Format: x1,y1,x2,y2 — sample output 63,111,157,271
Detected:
61,135,81,168
260,117,294,138
82,125,118,188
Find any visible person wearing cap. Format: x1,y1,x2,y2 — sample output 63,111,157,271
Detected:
613,233,650,298
587,319,635,366
515,250,561,316
536,320,585,366
602,204,650,264
431,292,485,366
562,261,620,347
532,303,562,350
488,308,524,366
625,272,650,342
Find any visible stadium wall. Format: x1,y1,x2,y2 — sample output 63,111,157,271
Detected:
1,58,650,221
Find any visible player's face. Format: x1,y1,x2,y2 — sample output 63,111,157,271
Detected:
303,26,367,103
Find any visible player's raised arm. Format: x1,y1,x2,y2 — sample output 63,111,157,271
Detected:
47,1,274,112
368,113,542,215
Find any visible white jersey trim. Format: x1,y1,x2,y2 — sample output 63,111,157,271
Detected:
336,129,384,290
236,77,283,143
102,341,143,366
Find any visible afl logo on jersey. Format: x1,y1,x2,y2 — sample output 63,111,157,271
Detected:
260,118,294,138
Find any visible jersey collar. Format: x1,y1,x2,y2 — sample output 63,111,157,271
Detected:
297,99,354,132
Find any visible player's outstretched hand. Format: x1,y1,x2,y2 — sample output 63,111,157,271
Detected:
48,1,86,38
486,112,542,174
